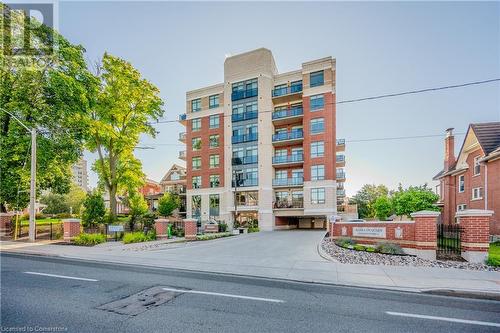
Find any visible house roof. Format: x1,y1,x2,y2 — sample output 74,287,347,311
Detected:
471,122,500,155
160,164,187,183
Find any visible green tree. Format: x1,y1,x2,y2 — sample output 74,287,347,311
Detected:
158,192,180,218
373,196,393,221
40,193,69,215
392,184,439,218
86,53,163,221
81,190,106,228
65,184,87,215
127,191,148,231
351,184,389,218
0,5,97,212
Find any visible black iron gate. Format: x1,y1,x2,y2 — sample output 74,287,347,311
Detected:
437,223,463,260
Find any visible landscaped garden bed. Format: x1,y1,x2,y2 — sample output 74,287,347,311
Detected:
321,237,499,271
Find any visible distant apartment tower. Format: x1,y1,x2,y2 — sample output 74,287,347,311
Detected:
71,159,88,191
179,48,345,230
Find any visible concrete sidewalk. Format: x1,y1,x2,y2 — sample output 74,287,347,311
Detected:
1,231,499,295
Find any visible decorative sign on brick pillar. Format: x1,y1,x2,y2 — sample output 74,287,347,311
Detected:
183,218,198,240
154,219,169,239
63,219,81,242
0,212,14,237
410,210,440,260
456,209,493,263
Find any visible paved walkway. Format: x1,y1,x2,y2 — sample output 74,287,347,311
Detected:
1,230,499,294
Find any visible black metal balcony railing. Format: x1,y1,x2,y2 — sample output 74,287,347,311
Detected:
232,132,258,144
272,107,303,120
274,198,304,209
272,154,303,164
179,113,187,121
336,155,345,162
232,111,258,122
336,138,346,145
272,130,303,142
272,83,303,97
231,88,258,101
232,178,258,187
272,177,304,187
232,155,258,165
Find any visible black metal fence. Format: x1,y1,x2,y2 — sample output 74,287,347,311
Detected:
437,223,462,260
12,222,63,241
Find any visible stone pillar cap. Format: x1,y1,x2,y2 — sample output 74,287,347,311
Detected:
183,218,198,222
455,209,494,217
62,218,81,223
410,210,440,218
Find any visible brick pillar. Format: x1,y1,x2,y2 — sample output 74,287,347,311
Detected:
0,212,14,237
155,219,169,239
183,218,197,240
410,210,440,260
456,209,493,263
63,218,81,242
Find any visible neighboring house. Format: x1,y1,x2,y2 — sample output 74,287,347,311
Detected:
139,179,162,196
159,164,187,195
178,48,345,230
71,159,89,191
433,123,500,236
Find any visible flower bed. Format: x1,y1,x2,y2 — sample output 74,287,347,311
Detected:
196,232,232,241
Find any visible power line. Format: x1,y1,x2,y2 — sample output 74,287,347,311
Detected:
148,78,500,125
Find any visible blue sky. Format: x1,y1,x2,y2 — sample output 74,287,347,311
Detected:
59,1,500,196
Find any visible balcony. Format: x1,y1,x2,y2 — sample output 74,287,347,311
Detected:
231,88,258,101
232,155,258,165
232,132,258,144
272,177,304,188
274,198,304,209
337,138,345,152
179,132,186,143
336,170,346,181
179,150,186,160
232,111,258,122
336,189,346,197
272,130,303,146
179,113,187,125
272,83,303,104
272,154,303,166
232,178,258,187
272,107,303,126
336,154,345,167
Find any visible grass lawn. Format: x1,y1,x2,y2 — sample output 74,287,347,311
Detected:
488,242,500,267
18,218,62,226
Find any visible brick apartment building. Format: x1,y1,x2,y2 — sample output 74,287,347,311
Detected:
178,48,346,231
433,122,500,236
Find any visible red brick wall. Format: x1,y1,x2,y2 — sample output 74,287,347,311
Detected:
186,113,225,190
460,215,490,252
330,222,416,246
184,219,197,240
139,182,161,196
487,159,500,235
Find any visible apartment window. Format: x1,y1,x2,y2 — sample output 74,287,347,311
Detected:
192,176,202,189
246,101,258,113
209,134,219,148
192,137,201,150
458,175,465,193
310,118,325,134
209,94,219,109
192,195,201,217
236,191,258,206
472,187,483,200
209,194,220,217
191,118,201,131
209,155,220,168
311,188,325,204
191,157,201,170
209,114,220,128
275,170,287,179
209,175,220,188
191,99,201,112
311,141,325,158
473,156,481,175
457,204,467,211
311,165,325,181
310,94,324,111
310,70,324,87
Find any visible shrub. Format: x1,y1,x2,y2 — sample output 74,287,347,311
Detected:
219,222,228,232
366,247,375,253
375,242,405,255
158,192,181,218
73,233,106,246
81,190,106,228
353,244,366,251
56,212,73,219
196,232,231,241
248,227,259,233
335,237,356,247
122,231,156,244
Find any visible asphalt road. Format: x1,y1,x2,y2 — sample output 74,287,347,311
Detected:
1,253,499,333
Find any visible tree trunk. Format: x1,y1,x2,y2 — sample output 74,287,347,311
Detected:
109,184,117,221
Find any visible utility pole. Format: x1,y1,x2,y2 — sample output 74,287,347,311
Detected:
1,108,36,242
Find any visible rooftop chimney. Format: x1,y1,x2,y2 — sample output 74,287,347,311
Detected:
444,128,455,171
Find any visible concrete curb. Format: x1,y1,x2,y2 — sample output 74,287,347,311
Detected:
316,238,339,263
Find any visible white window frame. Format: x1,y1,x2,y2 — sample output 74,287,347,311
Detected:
472,187,483,200
457,204,466,211
473,156,481,176
458,175,465,193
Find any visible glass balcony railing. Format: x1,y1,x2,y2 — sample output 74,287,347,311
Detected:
272,177,304,187
232,178,258,187
274,198,304,209
179,150,186,159
179,113,187,121
232,132,258,144
232,155,258,165
231,88,258,101
272,130,303,142
337,189,346,197
179,132,186,141
336,155,345,162
336,138,345,145
272,154,303,164
272,83,303,97
231,111,258,122
272,107,303,120
336,171,346,179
